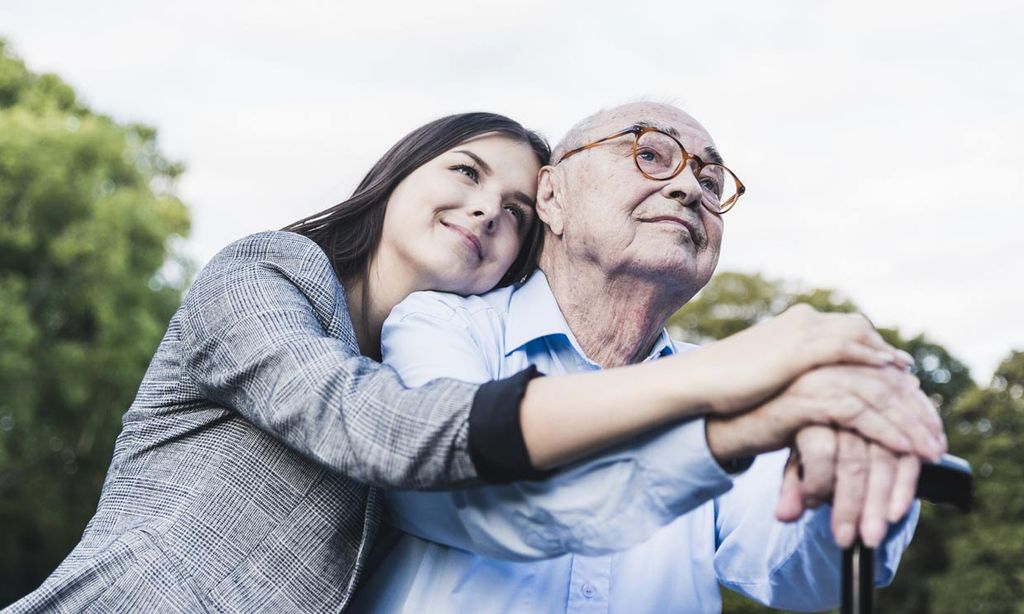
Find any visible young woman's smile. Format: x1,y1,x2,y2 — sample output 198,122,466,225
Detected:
378,133,541,295
440,219,485,260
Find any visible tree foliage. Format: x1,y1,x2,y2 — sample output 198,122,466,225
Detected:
673,273,1020,613
0,40,191,605
923,352,1024,613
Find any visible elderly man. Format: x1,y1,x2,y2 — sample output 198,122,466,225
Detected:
350,102,937,613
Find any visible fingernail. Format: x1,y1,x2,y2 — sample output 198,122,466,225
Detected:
835,523,855,548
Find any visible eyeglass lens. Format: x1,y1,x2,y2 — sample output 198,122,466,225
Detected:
635,131,739,212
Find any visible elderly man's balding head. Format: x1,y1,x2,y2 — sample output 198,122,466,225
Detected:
536,102,727,303
551,102,724,167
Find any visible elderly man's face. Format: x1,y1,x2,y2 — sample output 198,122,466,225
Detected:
552,103,724,295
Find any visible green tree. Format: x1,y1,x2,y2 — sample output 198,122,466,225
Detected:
871,333,977,613
0,40,191,605
923,352,1024,613
670,273,982,613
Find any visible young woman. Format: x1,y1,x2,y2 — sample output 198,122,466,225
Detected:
10,113,911,614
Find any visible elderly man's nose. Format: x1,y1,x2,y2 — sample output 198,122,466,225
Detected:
660,169,703,207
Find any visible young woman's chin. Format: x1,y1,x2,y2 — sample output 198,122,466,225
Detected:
408,245,506,296
434,271,505,297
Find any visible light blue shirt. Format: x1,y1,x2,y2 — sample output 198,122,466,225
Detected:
351,271,918,614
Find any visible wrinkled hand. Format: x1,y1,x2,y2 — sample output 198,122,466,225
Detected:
706,364,946,464
776,426,923,548
691,304,912,415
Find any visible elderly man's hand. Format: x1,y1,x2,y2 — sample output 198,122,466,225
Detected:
775,426,922,548
705,364,946,464
690,304,913,416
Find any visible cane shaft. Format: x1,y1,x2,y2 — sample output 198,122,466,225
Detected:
841,539,873,614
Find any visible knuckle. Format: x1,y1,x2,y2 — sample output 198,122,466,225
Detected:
839,338,860,357
789,303,814,316
890,370,917,389
832,501,857,519
867,388,892,411
839,438,870,466
849,311,872,328
870,445,897,463
843,448,868,468
844,459,869,478
851,314,876,340
862,380,894,407
834,396,864,420
803,440,834,461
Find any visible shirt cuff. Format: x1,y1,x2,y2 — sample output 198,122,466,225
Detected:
469,366,553,483
643,416,740,516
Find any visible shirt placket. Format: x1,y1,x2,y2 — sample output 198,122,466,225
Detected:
566,554,612,614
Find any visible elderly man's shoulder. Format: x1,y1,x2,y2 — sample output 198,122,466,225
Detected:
389,285,516,328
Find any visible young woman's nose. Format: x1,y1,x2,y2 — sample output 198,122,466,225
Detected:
471,197,502,233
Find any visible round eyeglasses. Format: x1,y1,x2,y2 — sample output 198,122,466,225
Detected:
557,126,746,214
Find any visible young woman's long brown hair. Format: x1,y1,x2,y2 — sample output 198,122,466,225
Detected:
283,113,550,294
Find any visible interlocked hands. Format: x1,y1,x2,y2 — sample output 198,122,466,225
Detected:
693,304,946,547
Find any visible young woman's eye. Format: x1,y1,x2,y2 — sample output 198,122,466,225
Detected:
504,204,526,228
453,164,480,182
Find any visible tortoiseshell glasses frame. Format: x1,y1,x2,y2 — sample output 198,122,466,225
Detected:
557,126,746,214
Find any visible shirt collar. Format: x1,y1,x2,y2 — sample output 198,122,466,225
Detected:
505,270,679,362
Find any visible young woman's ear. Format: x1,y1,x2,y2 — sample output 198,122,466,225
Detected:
535,166,564,237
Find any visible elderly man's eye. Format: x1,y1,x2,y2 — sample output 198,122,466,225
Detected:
699,177,722,196
636,148,658,162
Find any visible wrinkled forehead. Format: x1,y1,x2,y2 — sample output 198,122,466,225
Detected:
587,103,718,161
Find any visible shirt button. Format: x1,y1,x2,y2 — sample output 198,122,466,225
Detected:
581,583,597,599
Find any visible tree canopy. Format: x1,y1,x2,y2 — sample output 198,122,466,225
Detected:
0,40,191,605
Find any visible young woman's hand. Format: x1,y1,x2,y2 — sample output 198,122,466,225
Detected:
683,303,912,416
705,364,946,464
521,305,917,472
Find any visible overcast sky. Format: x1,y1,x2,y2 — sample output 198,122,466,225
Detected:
2,0,1021,381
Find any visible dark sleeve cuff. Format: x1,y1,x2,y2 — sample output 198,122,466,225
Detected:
469,366,554,483
721,456,755,474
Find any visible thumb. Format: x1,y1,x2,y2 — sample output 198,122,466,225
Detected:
775,453,806,522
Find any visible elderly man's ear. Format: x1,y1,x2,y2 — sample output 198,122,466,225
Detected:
535,166,565,237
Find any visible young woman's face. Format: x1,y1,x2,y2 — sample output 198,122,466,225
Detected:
379,134,542,295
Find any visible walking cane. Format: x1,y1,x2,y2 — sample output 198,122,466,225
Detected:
840,454,974,614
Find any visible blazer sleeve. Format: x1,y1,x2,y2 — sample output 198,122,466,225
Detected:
175,231,532,489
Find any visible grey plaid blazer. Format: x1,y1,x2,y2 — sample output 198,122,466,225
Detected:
8,231,488,613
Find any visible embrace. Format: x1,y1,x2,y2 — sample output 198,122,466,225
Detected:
11,102,946,613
